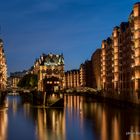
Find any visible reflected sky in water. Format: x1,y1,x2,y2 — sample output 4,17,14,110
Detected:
0,95,139,140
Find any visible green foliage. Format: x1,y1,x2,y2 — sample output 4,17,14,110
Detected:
17,74,38,89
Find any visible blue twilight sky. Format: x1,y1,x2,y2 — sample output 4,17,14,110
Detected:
0,0,139,74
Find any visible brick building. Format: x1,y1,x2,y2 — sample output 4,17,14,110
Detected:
101,2,140,103
91,49,101,90
32,53,64,92
64,70,80,89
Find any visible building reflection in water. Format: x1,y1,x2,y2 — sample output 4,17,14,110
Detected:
0,99,8,140
21,95,140,140
64,95,140,140
7,96,21,117
82,97,140,140
64,95,84,129
11,98,18,116
35,108,66,140
23,103,31,119
64,95,85,139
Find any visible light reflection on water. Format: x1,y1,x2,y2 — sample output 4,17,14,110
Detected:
0,95,140,140
0,107,8,140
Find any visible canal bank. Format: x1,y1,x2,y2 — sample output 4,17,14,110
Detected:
0,91,7,106
19,91,64,108
64,91,140,109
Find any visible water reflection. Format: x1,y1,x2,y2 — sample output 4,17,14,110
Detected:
65,95,140,140
0,102,8,140
34,108,65,140
4,95,140,140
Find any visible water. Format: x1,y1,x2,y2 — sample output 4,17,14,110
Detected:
0,95,140,140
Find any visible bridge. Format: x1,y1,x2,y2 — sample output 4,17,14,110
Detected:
5,87,32,94
0,87,32,102
8,92,19,96
0,87,64,108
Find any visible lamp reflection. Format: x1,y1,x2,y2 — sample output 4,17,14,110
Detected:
0,107,8,140
35,108,65,140
65,95,84,130
101,110,107,140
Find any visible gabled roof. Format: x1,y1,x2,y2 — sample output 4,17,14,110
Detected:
36,53,64,66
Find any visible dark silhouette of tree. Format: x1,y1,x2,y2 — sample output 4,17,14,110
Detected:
17,74,38,89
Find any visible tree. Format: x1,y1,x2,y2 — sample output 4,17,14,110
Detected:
17,74,38,89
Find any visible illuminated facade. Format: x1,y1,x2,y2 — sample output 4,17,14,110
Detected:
101,2,140,103
33,53,64,92
79,64,86,87
64,50,101,89
0,39,7,90
64,60,93,89
64,70,80,88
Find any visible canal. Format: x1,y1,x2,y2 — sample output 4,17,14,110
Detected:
0,95,140,140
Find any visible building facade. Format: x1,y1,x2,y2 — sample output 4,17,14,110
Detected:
80,60,92,87
91,49,101,90
9,70,27,88
64,69,80,89
0,39,7,90
79,64,86,87
33,53,64,92
64,50,101,90
101,2,140,103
